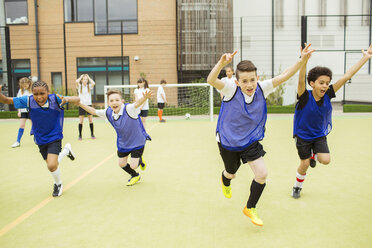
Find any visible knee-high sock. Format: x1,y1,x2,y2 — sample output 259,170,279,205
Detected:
294,172,306,188
50,167,62,184
58,146,69,163
89,123,94,136
78,123,83,137
122,163,138,177
158,109,163,120
222,171,231,186
247,180,266,209
17,128,24,143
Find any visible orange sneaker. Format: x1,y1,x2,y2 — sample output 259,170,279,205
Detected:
243,207,263,226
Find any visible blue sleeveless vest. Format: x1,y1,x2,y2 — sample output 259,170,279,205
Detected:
216,85,267,151
28,94,64,145
293,90,332,140
106,104,151,153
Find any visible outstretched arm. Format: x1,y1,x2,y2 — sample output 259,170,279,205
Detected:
297,61,308,97
0,85,14,104
134,90,153,108
207,51,237,90
272,43,315,88
333,45,372,92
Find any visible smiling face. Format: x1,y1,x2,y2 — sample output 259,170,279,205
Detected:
32,86,49,106
236,71,259,97
225,67,234,79
108,93,124,114
310,75,331,100
81,75,89,85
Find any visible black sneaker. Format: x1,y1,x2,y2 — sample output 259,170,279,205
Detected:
292,187,302,199
309,153,316,168
64,143,75,161
53,184,63,197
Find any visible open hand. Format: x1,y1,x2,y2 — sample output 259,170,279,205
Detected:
57,94,68,107
142,90,153,99
362,45,372,58
219,51,238,67
300,43,315,61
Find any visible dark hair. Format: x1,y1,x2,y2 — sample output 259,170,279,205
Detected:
106,89,122,100
307,66,332,85
137,78,149,89
160,79,167,84
32,81,49,92
235,60,257,80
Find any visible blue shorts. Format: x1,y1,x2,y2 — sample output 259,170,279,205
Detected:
38,139,62,160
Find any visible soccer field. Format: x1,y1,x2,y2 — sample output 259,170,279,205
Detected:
0,114,372,248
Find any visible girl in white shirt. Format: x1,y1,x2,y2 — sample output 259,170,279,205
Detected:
134,78,150,129
11,77,32,148
76,74,96,140
157,79,167,122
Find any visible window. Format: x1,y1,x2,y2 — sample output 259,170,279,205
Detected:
5,0,28,24
51,72,63,94
77,57,130,102
64,0,93,22
94,0,138,34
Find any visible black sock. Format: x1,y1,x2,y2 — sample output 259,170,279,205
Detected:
78,123,83,137
89,123,94,136
247,180,266,209
122,163,138,177
222,171,231,186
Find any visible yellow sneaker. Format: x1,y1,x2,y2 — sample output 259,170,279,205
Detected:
139,157,147,171
243,207,263,226
127,174,141,186
221,179,232,198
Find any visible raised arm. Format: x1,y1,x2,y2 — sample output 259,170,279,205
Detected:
87,74,96,87
333,45,372,92
297,60,308,97
272,43,314,88
0,85,14,104
134,90,152,108
76,74,84,84
207,51,237,90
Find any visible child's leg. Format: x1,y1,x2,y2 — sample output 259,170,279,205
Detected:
157,108,163,120
88,114,95,138
12,118,27,147
247,157,267,208
218,143,240,186
118,156,138,177
141,117,147,129
78,115,84,139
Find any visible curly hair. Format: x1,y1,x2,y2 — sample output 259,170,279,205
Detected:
236,60,257,80
307,66,332,85
32,81,49,92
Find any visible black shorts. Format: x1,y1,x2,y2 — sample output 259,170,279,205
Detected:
20,112,30,119
38,139,62,160
117,146,144,158
157,103,165,109
79,106,92,116
295,136,330,160
140,110,148,117
218,141,266,174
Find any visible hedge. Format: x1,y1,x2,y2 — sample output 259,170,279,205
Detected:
343,104,372,112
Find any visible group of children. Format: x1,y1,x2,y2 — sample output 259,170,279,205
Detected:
1,43,371,226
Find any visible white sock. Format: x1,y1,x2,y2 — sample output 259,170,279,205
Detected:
50,168,62,185
294,172,306,188
58,147,69,163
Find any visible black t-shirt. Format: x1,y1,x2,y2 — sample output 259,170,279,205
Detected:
296,85,336,110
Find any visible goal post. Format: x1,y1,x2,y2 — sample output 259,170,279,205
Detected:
104,83,215,121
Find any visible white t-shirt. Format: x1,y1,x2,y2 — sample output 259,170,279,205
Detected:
221,76,236,85
95,103,141,120
134,88,150,110
77,84,94,105
157,85,166,103
17,89,32,113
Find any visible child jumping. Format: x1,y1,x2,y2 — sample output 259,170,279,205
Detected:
11,77,33,148
0,81,79,197
292,44,372,199
207,45,314,226
76,89,152,186
157,79,167,122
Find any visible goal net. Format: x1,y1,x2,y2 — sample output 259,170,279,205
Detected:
104,83,217,121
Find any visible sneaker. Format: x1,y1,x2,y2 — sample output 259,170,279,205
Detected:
309,153,316,168
139,157,147,171
52,183,63,197
11,141,20,148
127,174,141,186
221,178,232,198
78,136,82,141
243,207,263,226
159,119,166,123
91,135,96,139
292,187,302,199
64,143,75,161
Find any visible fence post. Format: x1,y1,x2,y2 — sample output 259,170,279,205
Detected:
301,16,307,48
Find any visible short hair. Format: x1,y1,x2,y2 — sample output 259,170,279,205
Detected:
160,79,167,84
235,60,257,80
32,81,49,92
307,66,332,85
106,90,122,100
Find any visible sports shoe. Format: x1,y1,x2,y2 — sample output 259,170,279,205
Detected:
91,135,96,139
139,157,147,171
52,183,63,197
78,136,82,141
243,207,263,226
11,141,20,148
127,174,141,186
159,119,166,123
64,143,75,161
292,187,302,199
309,153,316,168
221,178,232,198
